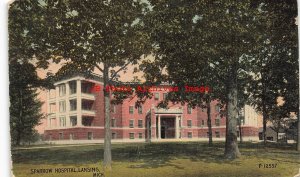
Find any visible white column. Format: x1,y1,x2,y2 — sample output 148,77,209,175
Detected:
158,115,161,139
55,86,59,128
176,115,179,139
46,90,50,128
76,79,82,126
65,82,70,127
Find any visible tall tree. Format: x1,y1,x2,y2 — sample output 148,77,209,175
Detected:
143,0,262,159
12,0,150,169
9,1,55,146
9,61,44,146
247,0,298,146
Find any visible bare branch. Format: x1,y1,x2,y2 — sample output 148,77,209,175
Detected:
95,65,104,73
110,60,133,80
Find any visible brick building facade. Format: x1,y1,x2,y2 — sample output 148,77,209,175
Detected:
44,74,261,143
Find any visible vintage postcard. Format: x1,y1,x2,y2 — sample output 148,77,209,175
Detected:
9,0,300,177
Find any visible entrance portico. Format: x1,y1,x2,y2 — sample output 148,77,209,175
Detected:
154,108,182,140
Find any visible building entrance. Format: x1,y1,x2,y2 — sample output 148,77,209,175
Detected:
160,117,175,139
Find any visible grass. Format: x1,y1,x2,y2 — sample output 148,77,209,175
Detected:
11,142,300,177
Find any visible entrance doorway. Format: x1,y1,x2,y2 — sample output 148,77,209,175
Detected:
161,126,166,139
160,117,175,139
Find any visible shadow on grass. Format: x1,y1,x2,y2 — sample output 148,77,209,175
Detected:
12,141,300,169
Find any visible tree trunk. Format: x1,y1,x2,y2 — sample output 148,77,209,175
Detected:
262,103,267,145
206,98,213,146
237,109,243,143
16,130,21,146
297,0,300,152
103,65,112,170
224,66,241,159
16,90,23,146
285,129,288,144
261,69,268,146
238,118,243,143
297,112,300,151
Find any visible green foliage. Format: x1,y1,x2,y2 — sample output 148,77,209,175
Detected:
9,61,45,146
36,0,150,77
140,0,298,155
140,0,259,106
141,0,262,158
9,1,56,146
9,1,54,68
245,0,298,145
248,0,298,117
8,0,298,155
10,0,151,167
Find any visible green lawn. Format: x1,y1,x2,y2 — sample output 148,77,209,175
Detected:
11,142,300,177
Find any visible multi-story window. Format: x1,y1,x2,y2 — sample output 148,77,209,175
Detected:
87,132,93,140
69,81,77,94
187,106,192,114
59,132,63,140
82,117,93,126
82,82,94,93
59,101,66,112
188,132,192,138
82,100,93,110
138,106,143,114
112,132,117,139
59,116,66,127
139,133,143,139
111,118,116,127
70,99,77,111
187,120,192,128
138,119,143,128
201,120,205,126
129,133,134,139
59,84,66,96
129,106,134,114
154,93,159,100
50,118,56,127
129,119,134,128
215,131,220,138
215,118,220,126
49,89,56,98
163,93,167,100
70,116,77,126
49,103,56,113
